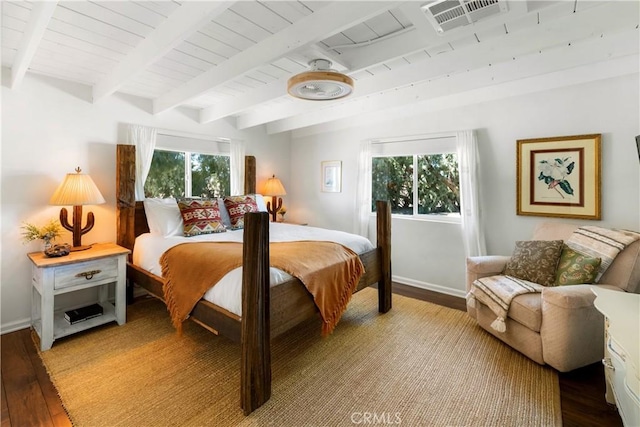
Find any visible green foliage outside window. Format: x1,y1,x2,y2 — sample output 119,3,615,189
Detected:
145,150,185,198
144,149,230,198
417,154,460,214
372,154,460,215
372,156,414,215
191,153,230,198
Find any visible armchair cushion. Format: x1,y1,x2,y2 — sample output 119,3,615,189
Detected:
510,293,543,332
503,240,564,287
554,245,601,286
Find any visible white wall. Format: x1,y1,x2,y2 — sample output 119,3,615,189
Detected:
289,73,640,296
0,70,290,332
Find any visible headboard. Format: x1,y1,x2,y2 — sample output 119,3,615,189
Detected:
116,144,256,254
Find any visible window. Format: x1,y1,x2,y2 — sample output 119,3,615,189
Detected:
145,149,230,198
371,136,460,218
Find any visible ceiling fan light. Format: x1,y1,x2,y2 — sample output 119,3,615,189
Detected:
287,60,354,101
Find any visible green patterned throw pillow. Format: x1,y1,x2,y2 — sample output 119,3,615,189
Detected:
555,245,602,286
503,240,564,287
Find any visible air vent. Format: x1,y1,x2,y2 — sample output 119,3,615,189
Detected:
421,0,508,34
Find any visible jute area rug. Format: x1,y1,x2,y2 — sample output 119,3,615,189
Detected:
39,288,561,427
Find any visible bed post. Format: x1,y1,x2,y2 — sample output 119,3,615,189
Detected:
376,200,392,313
245,156,256,194
116,144,136,260
240,211,271,415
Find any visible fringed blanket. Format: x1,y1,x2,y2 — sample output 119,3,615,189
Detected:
566,226,640,282
468,275,544,332
159,241,364,336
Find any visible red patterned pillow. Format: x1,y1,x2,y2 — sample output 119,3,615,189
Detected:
223,195,258,230
177,199,226,237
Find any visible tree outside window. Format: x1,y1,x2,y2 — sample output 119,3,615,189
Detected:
145,149,230,198
372,153,460,216
191,153,230,198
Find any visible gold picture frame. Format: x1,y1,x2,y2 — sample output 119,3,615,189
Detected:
321,160,342,193
517,134,601,220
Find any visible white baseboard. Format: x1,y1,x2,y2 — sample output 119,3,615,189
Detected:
392,275,467,299
1,317,31,335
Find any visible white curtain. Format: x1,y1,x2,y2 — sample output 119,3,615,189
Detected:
355,140,373,238
230,139,246,195
456,130,486,257
127,125,157,201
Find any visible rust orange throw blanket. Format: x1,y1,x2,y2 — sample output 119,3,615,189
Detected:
159,241,364,336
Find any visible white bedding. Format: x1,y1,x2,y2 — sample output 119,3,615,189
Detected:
132,223,374,316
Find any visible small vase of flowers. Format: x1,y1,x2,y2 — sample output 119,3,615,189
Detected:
21,219,62,252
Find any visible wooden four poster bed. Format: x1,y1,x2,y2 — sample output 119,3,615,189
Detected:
115,144,392,415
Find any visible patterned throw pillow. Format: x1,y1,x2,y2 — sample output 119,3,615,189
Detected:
503,240,564,287
223,195,259,230
555,245,602,286
177,199,226,237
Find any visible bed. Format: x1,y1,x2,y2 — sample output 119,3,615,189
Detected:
115,144,392,415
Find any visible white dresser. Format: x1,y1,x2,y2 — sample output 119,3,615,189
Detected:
592,287,640,426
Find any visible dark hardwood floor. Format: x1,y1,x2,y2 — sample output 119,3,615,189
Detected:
1,283,622,426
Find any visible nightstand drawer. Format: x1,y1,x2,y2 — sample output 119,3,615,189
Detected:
54,258,118,289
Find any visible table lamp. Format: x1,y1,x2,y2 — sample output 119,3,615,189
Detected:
50,167,106,251
263,175,286,222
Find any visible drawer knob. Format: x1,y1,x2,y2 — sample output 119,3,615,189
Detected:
76,270,101,280
602,358,615,371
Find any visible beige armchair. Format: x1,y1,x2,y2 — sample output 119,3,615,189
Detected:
466,222,640,372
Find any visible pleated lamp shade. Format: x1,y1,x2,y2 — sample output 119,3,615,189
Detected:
50,168,105,206
263,176,286,196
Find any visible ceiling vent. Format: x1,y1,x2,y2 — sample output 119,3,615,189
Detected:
421,0,508,34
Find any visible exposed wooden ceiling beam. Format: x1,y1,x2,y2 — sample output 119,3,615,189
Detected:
200,80,284,124
154,1,398,115
92,1,234,103
10,1,58,89
265,32,638,134
236,1,638,130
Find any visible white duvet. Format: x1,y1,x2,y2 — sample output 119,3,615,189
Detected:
132,223,374,316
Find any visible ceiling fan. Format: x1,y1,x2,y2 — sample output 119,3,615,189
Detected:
287,59,354,101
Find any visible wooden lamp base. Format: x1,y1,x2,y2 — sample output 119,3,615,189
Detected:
59,206,95,250
266,196,282,222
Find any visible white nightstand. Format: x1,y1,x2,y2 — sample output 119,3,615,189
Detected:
28,243,131,351
592,287,640,427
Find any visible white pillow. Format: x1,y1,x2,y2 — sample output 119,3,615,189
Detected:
216,197,232,228
252,194,268,212
143,198,184,237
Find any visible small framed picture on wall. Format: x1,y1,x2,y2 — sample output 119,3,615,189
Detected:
321,160,342,193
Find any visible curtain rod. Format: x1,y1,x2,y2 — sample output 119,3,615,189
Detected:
371,131,459,144
156,127,231,143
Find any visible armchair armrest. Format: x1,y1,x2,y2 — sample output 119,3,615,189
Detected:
542,284,623,309
465,256,510,292
540,284,623,372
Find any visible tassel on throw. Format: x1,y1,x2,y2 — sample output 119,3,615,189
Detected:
466,293,476,308
490,316,506,333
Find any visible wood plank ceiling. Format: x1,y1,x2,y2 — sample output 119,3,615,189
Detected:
2,1,638,134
